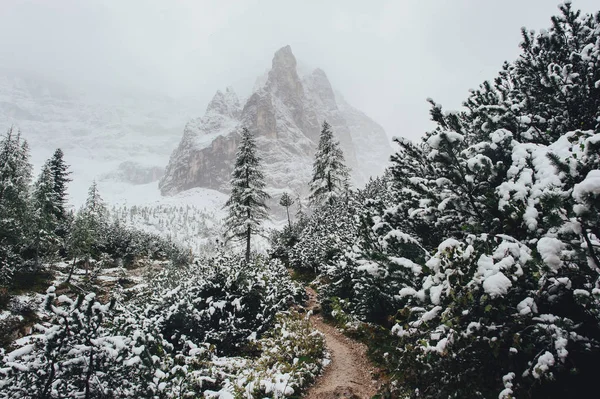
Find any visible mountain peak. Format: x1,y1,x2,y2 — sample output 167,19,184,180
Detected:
271,45,296,71
206,88,240,119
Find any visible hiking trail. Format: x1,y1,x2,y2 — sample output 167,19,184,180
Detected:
303,287,378,399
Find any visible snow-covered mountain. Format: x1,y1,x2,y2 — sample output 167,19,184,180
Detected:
159,46,392,198
0,70,196,205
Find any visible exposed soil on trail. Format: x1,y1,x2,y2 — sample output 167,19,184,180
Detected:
304,287,378,399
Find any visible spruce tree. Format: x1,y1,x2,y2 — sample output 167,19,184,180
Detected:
31,162,61,268
48,148,71,221
309,121,350,207
279,192,294,228
295,193,304,220
68,182,108,277
0,127,33,284
224,128,270,263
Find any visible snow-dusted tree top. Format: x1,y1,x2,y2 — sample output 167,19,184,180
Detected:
159,45,391,197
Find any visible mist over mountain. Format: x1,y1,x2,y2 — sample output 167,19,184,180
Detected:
0,69,198,205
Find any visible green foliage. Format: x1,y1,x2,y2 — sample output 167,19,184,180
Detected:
48,148,71,222
279,191,295,228
142,253,304,356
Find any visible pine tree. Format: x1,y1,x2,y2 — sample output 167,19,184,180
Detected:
309,121,350,207
83,181,108,227
68,182,108,279
0,127,33,285
224,128,270,263
31,162,61,268
48,148,71,221
294,192,306,221
279,192,294,228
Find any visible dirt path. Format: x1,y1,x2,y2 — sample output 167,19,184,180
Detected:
304,287,378,399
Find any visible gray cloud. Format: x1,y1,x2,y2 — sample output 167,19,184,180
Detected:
1,0,597,142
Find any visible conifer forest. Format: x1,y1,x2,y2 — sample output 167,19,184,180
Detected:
0,2,599,398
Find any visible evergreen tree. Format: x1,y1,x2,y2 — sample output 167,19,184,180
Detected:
294,193,303,218
0,127,33,285
48,148,71,221
224,128,270,263
309,121,350,206
68,182,108,278
279,192,294,228
83,181,108,226
31,161,61,268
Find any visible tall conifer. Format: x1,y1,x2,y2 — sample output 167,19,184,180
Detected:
224,128,270,263
309,121,349,207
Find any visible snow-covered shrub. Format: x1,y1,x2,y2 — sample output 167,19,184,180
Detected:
282,176,391,277
101,220,192,267
371,5,600,397
138,252,305,356
231,312,326,398
377,229,599,398
0,254,312,398
286,198,358,274
0,286,176,398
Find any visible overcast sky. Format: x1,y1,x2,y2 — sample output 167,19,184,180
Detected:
0,0,598,141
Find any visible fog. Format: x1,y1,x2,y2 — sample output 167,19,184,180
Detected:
1,0,597,141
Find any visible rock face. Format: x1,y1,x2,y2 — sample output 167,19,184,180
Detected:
159,45,391,197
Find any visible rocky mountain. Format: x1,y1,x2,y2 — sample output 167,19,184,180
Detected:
159,46,391,197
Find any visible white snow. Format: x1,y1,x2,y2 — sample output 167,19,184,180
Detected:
426,131,464,149
573,170,600,202
6,344,35,362
516,297,537,315
437,238,462,253
390,257,422,275
532,351,555,378
482,272,512,298
537,237,565,272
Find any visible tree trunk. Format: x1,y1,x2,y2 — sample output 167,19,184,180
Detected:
65,256,77,284
286,206,291,228
245,226,251,264
34,234,40,269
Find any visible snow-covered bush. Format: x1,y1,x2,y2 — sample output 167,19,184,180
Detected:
138,253,305,356
100,220,192,267
382,234,600,398
373,5,599,397
286,198,357,274
0,253,316,398
229,312,326,398
281,176,391,276
0,286,177,398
